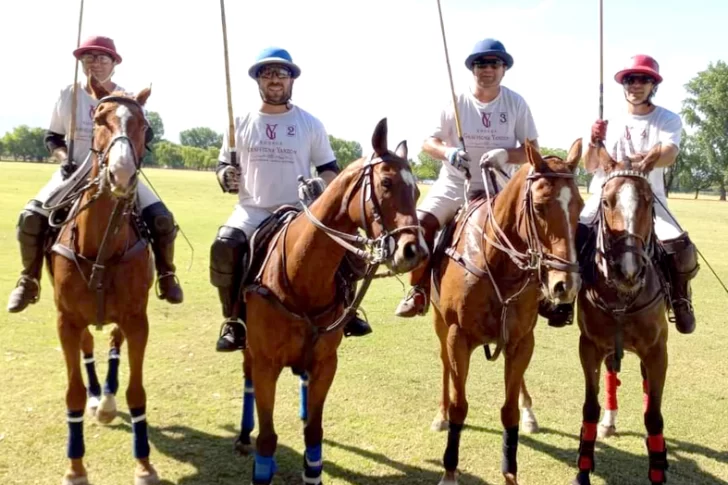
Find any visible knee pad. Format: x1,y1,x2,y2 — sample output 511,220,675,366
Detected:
210,226,249,289
141,202,177,242
661,233,699,280
17,201,49,245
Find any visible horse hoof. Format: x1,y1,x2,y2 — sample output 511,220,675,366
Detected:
135,464,160,485
430,417,448,432
520,408,539,434
62,475,89,485
86,395,100,417
234,435,255,456
597,424,617,439
437,474,458,485
96,394,117,425
503,472,519,485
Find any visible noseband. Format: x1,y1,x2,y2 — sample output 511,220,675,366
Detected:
299,151,424,266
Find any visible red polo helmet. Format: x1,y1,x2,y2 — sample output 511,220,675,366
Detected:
73,36,122,64
614,54,662,84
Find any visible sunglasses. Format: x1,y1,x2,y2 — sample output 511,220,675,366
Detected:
473,58,505,69
258,67,292,79
623,74,655,85
81,53,113,65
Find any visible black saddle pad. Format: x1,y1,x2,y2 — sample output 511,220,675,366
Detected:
244,205,301,285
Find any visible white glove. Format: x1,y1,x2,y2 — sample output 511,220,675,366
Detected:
479,148,509,169
298,176,327,205
217,165,240,193
444,147,471,173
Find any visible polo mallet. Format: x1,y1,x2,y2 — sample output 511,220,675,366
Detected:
220,0,239,183
435,0,472,200
67,0,85,165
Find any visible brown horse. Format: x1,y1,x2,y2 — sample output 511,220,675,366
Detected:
430,139,584,485
572,143,670,485
239,118,428,484
48,76,159,485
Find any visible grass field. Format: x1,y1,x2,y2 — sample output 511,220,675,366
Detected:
0,161,727,485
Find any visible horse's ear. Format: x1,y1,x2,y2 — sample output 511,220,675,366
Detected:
597,144,617,173
135,86,152,107
89,75,110,100
635,142,661,174
525,139,546,171
372,117,388,156
395,140,408,160
565,138,583,173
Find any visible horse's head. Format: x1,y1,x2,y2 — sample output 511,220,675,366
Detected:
593,142,660,295
89,75,151,199
340,118,428,274
519,138,584,305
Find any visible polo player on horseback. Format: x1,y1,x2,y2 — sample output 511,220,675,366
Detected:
7,35,184,314
210,46,371,352
394,38,541,318
541,54,700,334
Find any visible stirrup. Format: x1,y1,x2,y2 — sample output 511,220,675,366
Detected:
155,271,181,298
217,318,247,351
14,276,40,303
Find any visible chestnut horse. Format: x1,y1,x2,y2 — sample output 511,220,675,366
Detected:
238,118,428,484
48,76,159,485
572,143,671,485
430,139,583,485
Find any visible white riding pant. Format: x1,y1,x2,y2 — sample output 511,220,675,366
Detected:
580,193,683,241
27,160,159,217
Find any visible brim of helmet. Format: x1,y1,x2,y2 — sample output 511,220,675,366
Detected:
615,68,662,84
73,46,122,64
465,51,513,70
248,58,301,79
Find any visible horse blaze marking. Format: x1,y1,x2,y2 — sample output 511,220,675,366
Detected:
557,186,576,263
616,182,639,275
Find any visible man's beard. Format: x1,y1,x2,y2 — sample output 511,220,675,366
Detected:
259,83,292,106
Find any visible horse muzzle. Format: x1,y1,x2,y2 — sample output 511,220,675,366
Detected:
545,270,581,305
388,231,429,274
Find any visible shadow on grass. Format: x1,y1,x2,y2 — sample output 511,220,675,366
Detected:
464,423,728,485
110,412,491,484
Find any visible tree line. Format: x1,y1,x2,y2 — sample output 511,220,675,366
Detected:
3,60,727,199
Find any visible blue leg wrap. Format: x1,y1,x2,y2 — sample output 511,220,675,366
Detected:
501,425,519,475
252,453,277,484
443,422,463,471
304,443,323,481
83,354,101,398
242,378,255,432
67,410,85,459
130,406,150,459
103,347,120,395
299,373,309,421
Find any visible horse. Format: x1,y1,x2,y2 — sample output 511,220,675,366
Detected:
572,142,671,485
47,75,160,485
235,118,428,484
429,139,584,485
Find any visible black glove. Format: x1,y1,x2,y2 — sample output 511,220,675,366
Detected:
60,160,78,180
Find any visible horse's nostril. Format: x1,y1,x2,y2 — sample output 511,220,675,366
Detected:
554,281,566,296
403,242,417,261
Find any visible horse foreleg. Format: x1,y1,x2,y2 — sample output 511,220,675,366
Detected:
123,317,159,485
573,335,606,485
598,354,621,438
519,379,539,434
431,309,450,432
438,324,472,485
97,324,124,425
59,320,90,485
500,331,535,485
251,359,282,485
235,349,256,456
80,328,101,417
640,341,669,484
302,355,338,485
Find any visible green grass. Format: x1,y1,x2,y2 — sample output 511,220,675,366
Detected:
0,161,727,485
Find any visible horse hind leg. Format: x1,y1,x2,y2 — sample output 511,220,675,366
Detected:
431,308,450,432
97,325,124,425
80,328,101,417
598,354,621,439
60,320,90,485
235,350,256,456
519,379,539,434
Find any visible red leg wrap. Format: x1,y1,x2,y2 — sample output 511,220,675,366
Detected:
604,371,620,410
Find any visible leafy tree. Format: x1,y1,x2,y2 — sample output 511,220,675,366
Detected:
413,151,440,181
682,60,728,200
180,127,223,150
146,111,165,145
329,135,362,168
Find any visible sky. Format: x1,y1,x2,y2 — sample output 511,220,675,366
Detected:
1,0,726,158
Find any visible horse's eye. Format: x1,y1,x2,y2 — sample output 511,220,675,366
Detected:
382,178,393,189
602,198,610,209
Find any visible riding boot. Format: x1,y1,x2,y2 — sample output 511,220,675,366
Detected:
338,252,373,337
660,233,699,334
7,203,48,313
394,213,440,318
215,285,247,352
142,202,184,304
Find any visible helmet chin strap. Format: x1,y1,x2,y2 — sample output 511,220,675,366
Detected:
258,80,293,107
624,85,657,107
86,68,115,86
